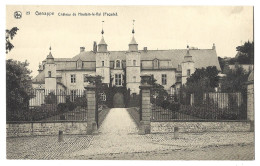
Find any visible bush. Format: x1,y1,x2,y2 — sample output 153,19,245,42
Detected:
57,103,68,112
160,100,170,109
45,92,57,104
167,102,180,111
67,102,77,111
74,96,87,107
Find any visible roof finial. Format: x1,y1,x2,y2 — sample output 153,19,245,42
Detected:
132,19,135,35
101,21,104,36
49,46,51,51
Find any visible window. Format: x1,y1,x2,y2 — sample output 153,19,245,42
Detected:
71,74,76,83
115,74,122,86
48,71,51,77
77,60,82,69
83,74,88,82
102,61,104,67
187,69,191,76
153,59,159,69
162,74,167,85
99,93,106,101
116,60,121,68
70,90,76,102
133,76,136,82
133,60,136,66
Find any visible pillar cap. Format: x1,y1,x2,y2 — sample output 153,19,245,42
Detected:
139,84,152,90
84,84,96,90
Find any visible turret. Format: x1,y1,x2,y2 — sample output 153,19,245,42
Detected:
128,20,138,52
181,45,195,85
45,47,57,91
126,20,141,94
98,23,108,52
96,21,110,84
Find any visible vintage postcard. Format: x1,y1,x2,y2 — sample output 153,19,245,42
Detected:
5,5,254,160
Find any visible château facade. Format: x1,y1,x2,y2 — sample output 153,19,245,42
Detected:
32,27,221,100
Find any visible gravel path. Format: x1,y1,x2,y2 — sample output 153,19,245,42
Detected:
7,108,254,160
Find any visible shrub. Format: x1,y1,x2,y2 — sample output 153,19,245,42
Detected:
45,92,57,104
74,96,87,107
167,102,180,111
57,103,68,112
160,100,170,109
67,102,77,111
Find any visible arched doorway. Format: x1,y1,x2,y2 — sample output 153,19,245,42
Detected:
113,92,125,108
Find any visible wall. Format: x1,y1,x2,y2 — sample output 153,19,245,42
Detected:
151,121,251,133
247,83,254,121
61,71,96,90
6,122,88,137
141,70,176,93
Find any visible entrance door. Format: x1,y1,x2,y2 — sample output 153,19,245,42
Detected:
113,92,125,108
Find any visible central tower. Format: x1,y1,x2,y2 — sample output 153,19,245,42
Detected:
96,21,110,84
126,20,141,94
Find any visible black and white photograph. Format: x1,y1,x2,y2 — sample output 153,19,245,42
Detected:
3,2,256,163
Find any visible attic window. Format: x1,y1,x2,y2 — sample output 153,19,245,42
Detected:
77,59,83,69
153,59,159,69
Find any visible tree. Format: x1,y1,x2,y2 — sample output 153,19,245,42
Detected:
225,41,254,65
6,27,19,54
218,57,226,71
185,66,219,91
236,41,254,64
180,66,219,105
221,64,249,92
148,75,169,105
6,59,32,114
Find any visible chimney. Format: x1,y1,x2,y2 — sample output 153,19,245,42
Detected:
93,41,97,53
212,43,216,50
80,47,85,52
143,47,147,52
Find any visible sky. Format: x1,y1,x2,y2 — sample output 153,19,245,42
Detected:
6,6,253,77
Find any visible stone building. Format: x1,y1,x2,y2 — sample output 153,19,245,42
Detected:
32,26,221,101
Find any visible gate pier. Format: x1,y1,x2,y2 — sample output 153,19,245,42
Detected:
139,75,152,135
85,84,97,134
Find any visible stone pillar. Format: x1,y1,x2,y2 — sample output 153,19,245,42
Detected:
85,85,97,134
246,71,254,131
139,85,152,135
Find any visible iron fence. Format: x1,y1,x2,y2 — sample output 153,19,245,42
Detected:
151,91,247,121
7,89,88,122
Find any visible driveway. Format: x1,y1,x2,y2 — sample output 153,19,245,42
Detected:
7,108,254,160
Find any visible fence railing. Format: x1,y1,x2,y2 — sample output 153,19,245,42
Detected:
151,91,247,121
7,89,88,122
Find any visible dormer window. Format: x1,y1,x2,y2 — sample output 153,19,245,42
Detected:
115,59,121,68
153,59,159,69
77,59,83,69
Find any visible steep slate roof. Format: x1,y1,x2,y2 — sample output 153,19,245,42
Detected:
46,52,54,59
32,70,45,84
43,58,75,62
34,48,220,81
71,51,96,61
129,36,138,45
65,48,220,70
99,36,107,45
138,49,220,70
